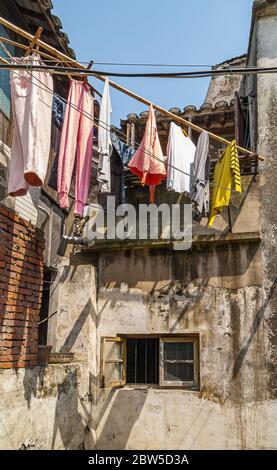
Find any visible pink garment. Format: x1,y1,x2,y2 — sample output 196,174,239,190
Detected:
8,53,53,196
128,104,166,202
58,79,94,216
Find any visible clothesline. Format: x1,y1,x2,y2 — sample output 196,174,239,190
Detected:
0,15,264,162
3,55,244,196
0,43,223,157
0,38,242,196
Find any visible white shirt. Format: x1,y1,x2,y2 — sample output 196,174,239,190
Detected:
97,78,112,193
166,122,196,194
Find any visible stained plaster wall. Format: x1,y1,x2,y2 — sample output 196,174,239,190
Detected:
2,0,277,451
0,259,97,450
0,363,91,450
89,242,276,450
254,1,277,406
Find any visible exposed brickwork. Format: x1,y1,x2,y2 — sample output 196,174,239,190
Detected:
0,204,45,368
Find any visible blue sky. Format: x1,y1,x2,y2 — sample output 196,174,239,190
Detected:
52,0,253,126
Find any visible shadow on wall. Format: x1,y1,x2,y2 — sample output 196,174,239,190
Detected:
59,298,93,354
22,297,94,448
50,296,95,449
51,369,86,450
96,389,148,450
96,241,261,289
232,277,277,378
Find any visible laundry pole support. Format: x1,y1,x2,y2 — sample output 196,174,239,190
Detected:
24,26,43,56
0,15,264,161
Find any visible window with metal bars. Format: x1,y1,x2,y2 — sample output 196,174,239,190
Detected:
101,335,199,389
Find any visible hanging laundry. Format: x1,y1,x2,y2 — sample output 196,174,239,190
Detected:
128,104,166,203
8,53,53,196
98,145,124,210
191,131,210,220
234,91,247,148
208,140,242,227
97,78,112,193
111,132,135,204
52,94,66,131
58,79,94,217
166,122,196,194
48,95,66,191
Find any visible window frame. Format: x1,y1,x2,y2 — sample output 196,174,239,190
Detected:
101,337,127,388
101,335,199,389
159,336,199,388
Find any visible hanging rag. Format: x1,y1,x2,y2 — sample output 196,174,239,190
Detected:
57,78,94,217
166,122,196,194
97,77,112,193
191,130,210,220
111,132,135,204
128,104,166,203
8,53,53,196
208,140,242,227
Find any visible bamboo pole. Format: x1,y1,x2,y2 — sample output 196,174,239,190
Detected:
24,26,43,56
0,36,102,97
0,15,264,161
0,36,58,61
0,53,9,65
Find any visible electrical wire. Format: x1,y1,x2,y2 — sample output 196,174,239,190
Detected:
92,62,214,67
0,46,249,194
1,60,277,78
36,59,214,68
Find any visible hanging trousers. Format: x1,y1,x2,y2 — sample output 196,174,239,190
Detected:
8,53,53,196
58,79,94,216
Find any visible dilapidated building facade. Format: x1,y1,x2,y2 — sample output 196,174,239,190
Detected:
1,0,277,450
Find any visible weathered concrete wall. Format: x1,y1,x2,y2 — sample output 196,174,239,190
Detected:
95,390,277,450
3,238,273,450
3,0,277,452
255,3,277,400
87,243,276,450
48,259,97,363
0,259,98,450
0,363,91,450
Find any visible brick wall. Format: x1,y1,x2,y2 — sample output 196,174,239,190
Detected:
0,204,45,369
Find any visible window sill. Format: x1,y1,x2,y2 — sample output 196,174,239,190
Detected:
122,384,200,392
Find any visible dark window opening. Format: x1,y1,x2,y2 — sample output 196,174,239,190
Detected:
38,267,51,345
126,338,159,384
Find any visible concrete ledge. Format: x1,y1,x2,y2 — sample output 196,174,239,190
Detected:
82,231,261,253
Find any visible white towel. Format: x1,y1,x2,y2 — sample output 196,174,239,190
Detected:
97,78,112,193
166,122,196,194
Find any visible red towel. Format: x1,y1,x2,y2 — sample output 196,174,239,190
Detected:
128,105,166,202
